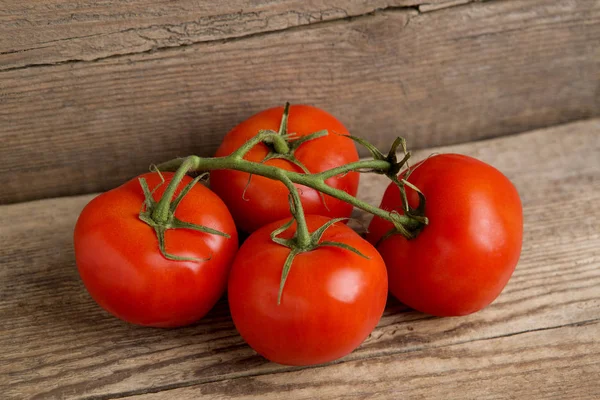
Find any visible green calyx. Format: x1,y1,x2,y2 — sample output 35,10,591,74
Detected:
138,164,230,262
268,175,370,305
260,102,328,178
271,216,370,305
241,101,331,207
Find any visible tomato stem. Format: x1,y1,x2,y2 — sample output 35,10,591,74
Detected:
146,107,428,306
148,126,428,305
273,102,291,154
278,174,311,248
156,105,427,240
151,157,197,224
157,154,423,237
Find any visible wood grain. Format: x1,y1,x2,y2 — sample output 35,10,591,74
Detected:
132,322,600,399
1,0,599,204
0,0,471,70
1,119,599,399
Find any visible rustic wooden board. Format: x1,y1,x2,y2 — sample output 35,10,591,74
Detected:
1,119,599,399
134,323,600,399
1,0,599,204
0,0,468,70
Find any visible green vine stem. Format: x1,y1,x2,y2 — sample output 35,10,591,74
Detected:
148,124,430,304
157,130,425,238
144,109,431,306
278,174,312,248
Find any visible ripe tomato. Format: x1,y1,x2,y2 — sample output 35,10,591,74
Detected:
228,215,388,366
367,154,523,316
74,172,238,327
211,105,359,233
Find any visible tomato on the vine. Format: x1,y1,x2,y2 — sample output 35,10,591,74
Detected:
367,154,523,316
211,104,359,233
74,172,238,327
228,215,387,366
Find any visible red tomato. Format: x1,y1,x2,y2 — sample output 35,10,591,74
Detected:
228,215,388,366
211,105,359,232
367,154,523,316
74,172,238,327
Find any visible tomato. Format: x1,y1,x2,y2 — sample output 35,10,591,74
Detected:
367,154,523,316
74,172,238,327
211,105,359,233
228,215,388,366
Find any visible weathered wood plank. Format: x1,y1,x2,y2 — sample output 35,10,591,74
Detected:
0,0,467,70
1,119,598,399
131,322,600,399
1,0,599,204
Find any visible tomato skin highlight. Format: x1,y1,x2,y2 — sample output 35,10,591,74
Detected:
211,105,359,233
228,215,388,366
74,172,238,327
368,154,523,317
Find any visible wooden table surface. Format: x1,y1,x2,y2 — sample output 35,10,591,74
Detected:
2,0,599,398
1,119,599,399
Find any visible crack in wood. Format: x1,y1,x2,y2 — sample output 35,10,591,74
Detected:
80,318,600,399
0,1,489,72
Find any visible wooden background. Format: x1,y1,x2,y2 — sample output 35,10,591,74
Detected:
1,0,599,399
1,0,599,203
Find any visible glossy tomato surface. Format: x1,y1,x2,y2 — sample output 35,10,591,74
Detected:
211,105,359,232
367,154,523,317
228,215,388,366
74,172,238,327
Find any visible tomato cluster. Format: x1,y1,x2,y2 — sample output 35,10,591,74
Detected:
74,104,523,366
